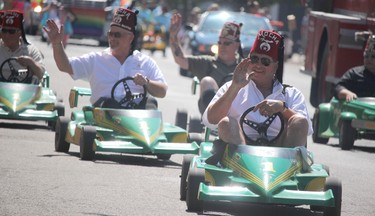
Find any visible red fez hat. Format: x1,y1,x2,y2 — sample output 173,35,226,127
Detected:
1,10,23,29
111,8,137,33
365,34,375,53
220,22,241,42
250,30,282,61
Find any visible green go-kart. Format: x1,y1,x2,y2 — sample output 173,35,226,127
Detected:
180,106,342,215
55,77,200,161
0,58,65,129
313,97,375,150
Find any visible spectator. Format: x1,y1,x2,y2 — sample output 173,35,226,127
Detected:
169,13,244,114
153,5,171,46
0,10,45,83
334,33,375,101
40,0,61,43
59,5,76,48
43,7,167,109
202,30,312,164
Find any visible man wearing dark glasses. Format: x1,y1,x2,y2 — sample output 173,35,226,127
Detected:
202,30,312,159
169,13,243,114
0,10,45,83
44,7,167,109
334,33,375,102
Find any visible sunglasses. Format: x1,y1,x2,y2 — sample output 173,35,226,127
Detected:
107,31,124,38
249,55,274,67
1,29,19,34
218,41,234,46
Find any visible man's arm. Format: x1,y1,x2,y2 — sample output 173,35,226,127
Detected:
43,19,73,75
133,73,167,98
206,59,253,124
169,13,189,70
16,56,45,80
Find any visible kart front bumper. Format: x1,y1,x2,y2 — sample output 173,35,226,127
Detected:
198,184,335,207
95,140,200,155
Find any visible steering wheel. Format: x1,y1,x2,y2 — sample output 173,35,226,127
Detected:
0,57,31,83
111,76,147,109
240,106,284,146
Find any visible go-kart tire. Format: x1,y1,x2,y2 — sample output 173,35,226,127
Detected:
312,109,329,144
339,119,356,150
80,126,96,161
180,154,194,201
188,116,204,133
55,102,65,117
55,116,70,153
49,102,65,131
188,133,203,145
175,109,188,130
156,154,171,160
186,168,204,212
323,177,342,216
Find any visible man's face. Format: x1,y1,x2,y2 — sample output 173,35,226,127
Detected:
248,52,278,82
107,26,134,51
364,50,375,73
1,27,21,47
217,37,239,60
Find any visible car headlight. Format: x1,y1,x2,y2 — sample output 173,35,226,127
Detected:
211,44,218,55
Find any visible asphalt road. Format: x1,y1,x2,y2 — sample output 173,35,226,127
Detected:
0,35,374,216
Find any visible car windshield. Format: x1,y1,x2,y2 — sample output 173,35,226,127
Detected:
199,12,271,36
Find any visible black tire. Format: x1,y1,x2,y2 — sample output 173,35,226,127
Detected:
55,116,70,152
186,168,205,212
188,133,203,145
49,102,65,131
188,116,204,133
323,177,342,216
156,154,172,160
175,109,188,130
312,109,329,144
339,119,356,150
180,154,194,200
80,126,96,160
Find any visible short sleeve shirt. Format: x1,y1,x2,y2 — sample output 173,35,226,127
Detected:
0,40,45,82
334,66,375,98
202,80,313,139
70,49,167,104
187,55,241,86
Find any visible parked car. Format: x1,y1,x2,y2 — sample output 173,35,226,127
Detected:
180,11,273,77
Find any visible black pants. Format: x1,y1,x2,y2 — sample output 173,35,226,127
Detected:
198,89,216,115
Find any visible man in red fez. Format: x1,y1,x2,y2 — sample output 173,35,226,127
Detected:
0,10,45,83
202,30,313,165
43,7,167,109
334,33,375,101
